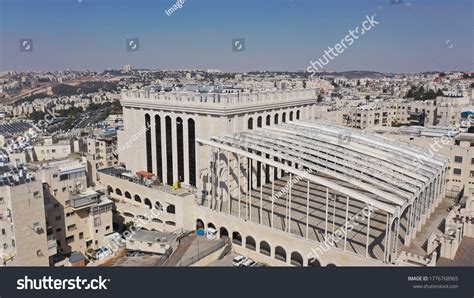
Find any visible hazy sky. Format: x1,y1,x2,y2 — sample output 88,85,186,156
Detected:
0,0,472,73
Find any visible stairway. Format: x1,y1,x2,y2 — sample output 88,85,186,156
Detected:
401,196,455,257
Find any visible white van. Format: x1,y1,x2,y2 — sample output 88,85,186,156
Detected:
206,227,217,240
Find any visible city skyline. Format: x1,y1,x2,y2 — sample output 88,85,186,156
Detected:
1,0,472,73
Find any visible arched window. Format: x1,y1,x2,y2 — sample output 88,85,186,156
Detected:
154,201,163,211
166,204,175,214
134,194,141,203
115,188,122,196
165,116,173,185
296,110,301,120
248,117,254,130
308,257,321,267
282,112,286,123
196,219,204,230
274,246,287,262
290,251,303,266
232,231,242,245
245,236,256,251
274,114,279,124
257,116,262,128
124,191,131,199
107,186,113,194
266,115,271,126
155,115,163,182
188,119,196,186
176,117,184,182
145,114,152,173
219,227,229,238
289,111,294,121
144,198,152,209
260,241,271,256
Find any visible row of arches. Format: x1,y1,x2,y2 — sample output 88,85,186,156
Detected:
197,219,325,267
247,109,302,130
108,186,175,214
122,212,176,227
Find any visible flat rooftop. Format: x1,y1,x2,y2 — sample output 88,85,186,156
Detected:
129,229,175,243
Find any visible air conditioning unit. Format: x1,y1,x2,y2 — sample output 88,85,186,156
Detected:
33,223,43,234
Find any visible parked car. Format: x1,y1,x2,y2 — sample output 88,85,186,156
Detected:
232,255,248,266
241,259,257,267
127,251,144,257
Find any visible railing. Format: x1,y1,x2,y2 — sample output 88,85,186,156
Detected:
445,186,464,202
177,237,230,267
122,89,317,107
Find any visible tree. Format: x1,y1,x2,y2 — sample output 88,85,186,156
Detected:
123,221,136,232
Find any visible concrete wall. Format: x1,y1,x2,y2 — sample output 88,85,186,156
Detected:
1,182,49,266
97,172,196,232
195,206,383,267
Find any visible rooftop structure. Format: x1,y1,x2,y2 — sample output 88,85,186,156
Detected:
197,121,448,264
120,88,318,114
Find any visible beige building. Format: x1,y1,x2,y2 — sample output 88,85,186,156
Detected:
36,157,113,258
92,88,454,268
323,96,471,130
97,166,195,233
33,136,72,161
0,158,51,266
86,135,118,186
118,89,320,189
385,128,474,197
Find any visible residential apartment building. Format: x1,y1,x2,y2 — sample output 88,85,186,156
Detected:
385,128,474,197
86,134,118,186
36,157,113,258
0,154,51,266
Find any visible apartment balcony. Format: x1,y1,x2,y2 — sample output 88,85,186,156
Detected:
70,190,100,209
47,235,58,256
